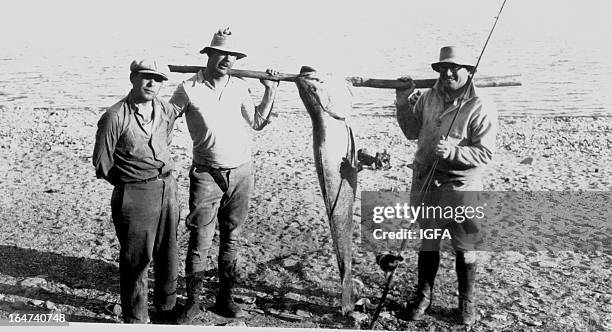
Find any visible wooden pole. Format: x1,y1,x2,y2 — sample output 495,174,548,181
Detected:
168,65,521,89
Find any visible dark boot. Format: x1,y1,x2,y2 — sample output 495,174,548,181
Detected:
215,258,246,318
406,251,440,320
456,252,478,325
151,307,178,325
177,273,205,325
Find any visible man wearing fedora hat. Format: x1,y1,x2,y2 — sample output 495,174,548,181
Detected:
394,46,498,325
169,27,279,323
93,59,180,324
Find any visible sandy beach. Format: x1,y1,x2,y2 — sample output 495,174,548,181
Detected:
0,105,610,331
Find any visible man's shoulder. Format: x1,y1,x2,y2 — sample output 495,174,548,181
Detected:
229,76,250,92
156,98,176,116
184,73,200,84
176,74,198,90
470,93,497,117
417,87,437,104
421,88,435,99
170,75,199,104
100,97,128,121
98,97,128,125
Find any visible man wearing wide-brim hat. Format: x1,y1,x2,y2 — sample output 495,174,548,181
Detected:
93,59,180,324
169,27,279,323
394,45,498,325
199,27,247,60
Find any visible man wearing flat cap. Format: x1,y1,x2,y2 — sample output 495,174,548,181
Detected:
394,46,498,325
169,27,279,323
93,59,179,324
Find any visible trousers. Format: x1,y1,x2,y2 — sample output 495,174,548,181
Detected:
184,161,253,275
410,167,483,251
111,175,179,323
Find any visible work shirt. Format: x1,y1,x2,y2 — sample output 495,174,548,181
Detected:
93,93,176,184
396,80,497,185
169,71,269,169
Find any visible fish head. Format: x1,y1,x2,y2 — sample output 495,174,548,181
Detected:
295,66,353,120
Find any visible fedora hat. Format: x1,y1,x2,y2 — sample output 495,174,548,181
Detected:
200,28,247,59
431,46,476,72
129,59,168,81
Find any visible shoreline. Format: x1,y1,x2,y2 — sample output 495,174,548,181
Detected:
9,104,612,118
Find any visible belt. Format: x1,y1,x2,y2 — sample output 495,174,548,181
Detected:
192,164,236,192
193,164,235,172
125,171,172,184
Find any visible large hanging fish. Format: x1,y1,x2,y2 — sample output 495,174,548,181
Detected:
295,66,357,315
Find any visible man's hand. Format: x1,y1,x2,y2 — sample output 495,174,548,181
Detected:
435,138,455,159
260,68,280,88
395,76,416,105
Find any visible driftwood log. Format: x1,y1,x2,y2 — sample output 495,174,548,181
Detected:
168,65,521,89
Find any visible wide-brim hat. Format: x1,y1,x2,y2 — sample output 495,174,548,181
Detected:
431,46,476,72
199,28,247,59
129,59,168,81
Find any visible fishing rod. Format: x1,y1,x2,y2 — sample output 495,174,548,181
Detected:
368,0,508,329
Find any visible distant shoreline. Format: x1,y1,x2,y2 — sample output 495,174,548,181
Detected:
3,105,611,119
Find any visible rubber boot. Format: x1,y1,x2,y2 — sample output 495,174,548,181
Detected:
406,251,440,320
177,273,204,325
151,307,178,325
456,252,478,325
215,259,246,318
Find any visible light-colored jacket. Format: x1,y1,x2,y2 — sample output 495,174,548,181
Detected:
396,80,498,190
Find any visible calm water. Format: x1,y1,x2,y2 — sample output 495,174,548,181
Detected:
0,0,611,116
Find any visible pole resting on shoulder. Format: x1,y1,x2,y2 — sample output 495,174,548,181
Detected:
168,65,521,89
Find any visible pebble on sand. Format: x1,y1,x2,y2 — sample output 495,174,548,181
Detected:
19,277,47,288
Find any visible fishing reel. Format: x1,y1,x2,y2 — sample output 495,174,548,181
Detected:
375,253,404,272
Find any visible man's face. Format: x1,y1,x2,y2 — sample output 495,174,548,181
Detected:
130,73,163,102
438,63,469,92
206,49,238,77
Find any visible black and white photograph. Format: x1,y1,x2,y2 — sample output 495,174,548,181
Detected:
0,0,610,331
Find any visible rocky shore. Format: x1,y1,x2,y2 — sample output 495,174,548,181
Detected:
0,105,610,331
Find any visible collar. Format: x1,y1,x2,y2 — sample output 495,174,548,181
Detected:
126,91,158,115
432,79,477,104
197,70,233,90
433,79,478,119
